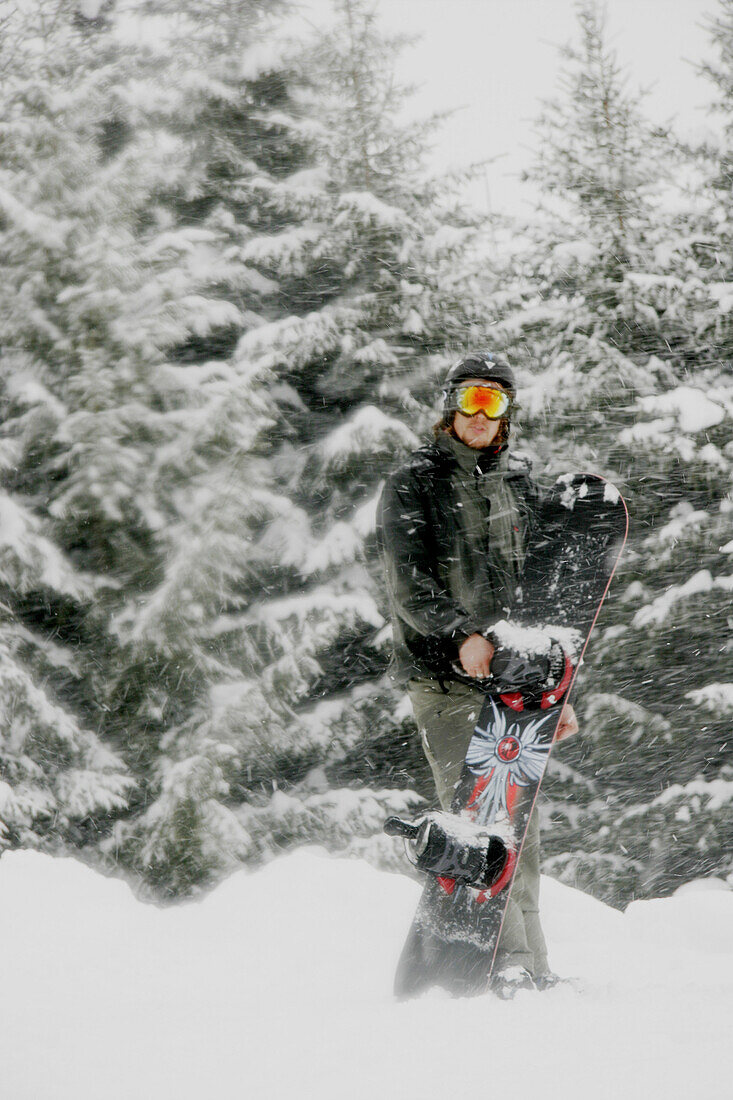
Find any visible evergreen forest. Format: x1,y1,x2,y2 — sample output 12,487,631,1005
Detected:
0,0,732,907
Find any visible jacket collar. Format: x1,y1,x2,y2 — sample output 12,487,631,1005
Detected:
434,431,509,476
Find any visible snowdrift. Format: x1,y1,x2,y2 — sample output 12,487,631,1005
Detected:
1,848,732,1100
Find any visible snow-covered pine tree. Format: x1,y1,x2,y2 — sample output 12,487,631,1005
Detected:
0,1,157,854
228,0,526,873
495,1,733,903
107,0,512,891
66,0,341,894
584,4,733,899
0,0,291,884
597,0,733,897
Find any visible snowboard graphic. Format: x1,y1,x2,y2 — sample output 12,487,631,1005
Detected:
389,473,628,997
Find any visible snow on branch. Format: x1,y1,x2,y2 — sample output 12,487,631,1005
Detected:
235,310,343,376
583,692,671,742
335,191,412,232
261,587,384,630
302,490,381,576
351,490,381,537
618,418,680,450
238,40,292,81
0,492,96,600
636,387,726,434
686,684,733,714
0,181,69,250
253,494,313,571
320,406,419,470
242,226,322,277
516,356,587,419
0,648,90,752
140,226,220,260
250,586,384,652
238,785,424,863
645,504,711,546
632,570,733,628
421,224,475,260
0,637,134,836
639,503,712,564
707,282,733,314
351,339,400,369
55,769,134,818
176,296,245,337
129,753,254,879
303,521,362,575
623,777,733,818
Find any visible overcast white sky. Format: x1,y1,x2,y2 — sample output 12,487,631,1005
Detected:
296,0,719,217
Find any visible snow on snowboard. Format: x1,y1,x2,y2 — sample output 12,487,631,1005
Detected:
385,473,628,998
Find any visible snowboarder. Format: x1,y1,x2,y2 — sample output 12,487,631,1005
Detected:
377,350,578,995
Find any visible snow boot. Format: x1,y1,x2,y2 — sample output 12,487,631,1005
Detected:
534,972,583,992
490,965,537,999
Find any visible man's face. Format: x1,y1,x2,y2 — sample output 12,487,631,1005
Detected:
451,379,506,449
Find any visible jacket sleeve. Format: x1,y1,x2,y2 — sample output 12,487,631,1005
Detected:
376,469,482,644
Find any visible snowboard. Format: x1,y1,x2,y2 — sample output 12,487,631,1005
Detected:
389,473,628,998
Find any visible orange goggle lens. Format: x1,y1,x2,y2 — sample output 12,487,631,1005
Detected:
455,385,511,419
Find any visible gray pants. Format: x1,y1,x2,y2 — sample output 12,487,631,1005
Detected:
408,676,549,977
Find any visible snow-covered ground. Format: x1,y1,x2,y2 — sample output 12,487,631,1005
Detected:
1,849,732,1100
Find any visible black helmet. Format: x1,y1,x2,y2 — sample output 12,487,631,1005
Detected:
442,351,516,418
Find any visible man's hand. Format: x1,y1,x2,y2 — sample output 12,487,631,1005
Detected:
458,633,495,678
554,703,579,742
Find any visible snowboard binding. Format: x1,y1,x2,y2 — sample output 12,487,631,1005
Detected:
450,634,574,711
383,812,514,895
491,636,574,712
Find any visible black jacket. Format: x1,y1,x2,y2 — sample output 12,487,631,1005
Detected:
376,440,539,685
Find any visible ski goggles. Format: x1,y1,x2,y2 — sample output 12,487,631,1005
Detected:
450,384,514,420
